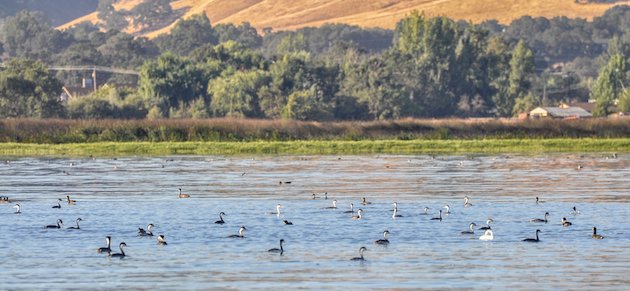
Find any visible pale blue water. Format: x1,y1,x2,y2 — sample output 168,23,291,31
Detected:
1,154,629,289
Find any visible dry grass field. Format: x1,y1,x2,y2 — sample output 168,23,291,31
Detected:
59,0,630,37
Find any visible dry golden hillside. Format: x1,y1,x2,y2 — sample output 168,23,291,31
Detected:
59,0,630,37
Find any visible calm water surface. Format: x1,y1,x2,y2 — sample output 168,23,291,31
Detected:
1,154,629,289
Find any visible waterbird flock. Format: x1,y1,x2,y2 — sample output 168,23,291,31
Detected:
5,189,607,261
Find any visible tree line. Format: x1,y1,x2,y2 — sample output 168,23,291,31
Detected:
1,4,630,120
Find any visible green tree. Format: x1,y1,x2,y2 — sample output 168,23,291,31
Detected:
591,54,627,116
492,40,534,117
0,59,65,118
208,70,270,117
139,53,214,117
0,11,67,61
153,14,217,56
97,0,129,31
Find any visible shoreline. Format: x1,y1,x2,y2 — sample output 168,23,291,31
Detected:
0,138,628,157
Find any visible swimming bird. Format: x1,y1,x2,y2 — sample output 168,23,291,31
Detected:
352,209,363,220
461,223,477,235
138,224,154,236
571,206,581,215
270,204,282,215
109,242,127,258
68,218,83,229
562,217,572,227
530,212,550,223
52,199,62,209
97,236,112,253
361,197,372,205
311,193,319,199
157,235,168,245
13,203,20,214
420,207,431,215
431,210,443,221
350,247,368,261
325,200,338,209
214,212,226,224
464,196,473,207
479,229,494,241
523,229,542,242
66,195,76,205
45,219,63,229
268,239,284,254
324,192,328,200
536,197,546,204
283,220,293,225
592,227,604,240
479,219,494,230
178,188,190,198
443,204,451,214
374,230,390,245
392,202,403,218
228,226,247,238
343,203,354,214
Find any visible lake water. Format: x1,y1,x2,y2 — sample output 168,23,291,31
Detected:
1,154,629,289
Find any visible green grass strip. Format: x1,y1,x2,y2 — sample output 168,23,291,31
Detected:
1,138,629,157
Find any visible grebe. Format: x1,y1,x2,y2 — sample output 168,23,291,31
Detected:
479,229,494,241
325,200,338,209
431,210,442,221
443,204,451,214
420,207,431,215
270,204,282,215
350,247,368,261
52,199,62,209
536,197,545,204
13,203,20,214
268,239,284,254
68,218,83,229
138,224,155,236
530,212,550,223
352,209,363,220
45,219,63,229
214,212,226,224
479,219,494,230
464,196,473,207
592,227,604,239
343,203,354,213
561,217,572,227
157,235,168,245
571,206,581,215
109,242,127,258
461,223,477,234
228,226,247,238
361,197,372,205
283,220,293,225
97,236,112,253
392,202,403,218
66,195,76,204
523,229,541,242
374,230,390,245
324,192,328,200
311,193,319,199
178,188,190,198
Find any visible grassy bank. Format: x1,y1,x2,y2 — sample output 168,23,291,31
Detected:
2,118,630,143
1,138,628,157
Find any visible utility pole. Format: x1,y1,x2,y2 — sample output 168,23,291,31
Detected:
92,67,97,93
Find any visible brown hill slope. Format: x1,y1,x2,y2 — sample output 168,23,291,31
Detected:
59,0,630,37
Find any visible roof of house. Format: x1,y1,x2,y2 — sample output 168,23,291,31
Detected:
532,106,593,118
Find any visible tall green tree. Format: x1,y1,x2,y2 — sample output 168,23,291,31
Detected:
139,53,214,117
591,54,627,116
0,59,65,118
208,70,270,118
0,11,67,61
153,14,217,56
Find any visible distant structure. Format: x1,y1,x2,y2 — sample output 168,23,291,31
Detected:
529,106,593,119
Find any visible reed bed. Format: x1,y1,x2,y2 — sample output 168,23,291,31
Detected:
1,118,630,144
